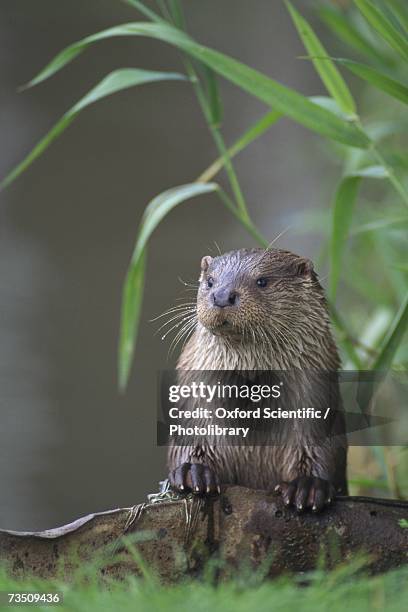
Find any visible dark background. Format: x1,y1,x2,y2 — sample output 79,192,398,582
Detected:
0,0,334,529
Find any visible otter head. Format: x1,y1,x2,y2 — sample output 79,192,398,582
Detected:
196,248,323,342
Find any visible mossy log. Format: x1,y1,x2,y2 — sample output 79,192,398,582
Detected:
0,487,407,582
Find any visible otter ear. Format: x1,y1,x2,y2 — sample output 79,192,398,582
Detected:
296,258,314,278
200,256,213,272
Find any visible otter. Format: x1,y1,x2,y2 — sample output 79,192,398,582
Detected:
167,248,348,512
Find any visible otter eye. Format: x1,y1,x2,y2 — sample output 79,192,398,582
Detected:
207,277,214,288
256,277,268,288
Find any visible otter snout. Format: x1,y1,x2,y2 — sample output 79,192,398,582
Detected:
212,287,239,308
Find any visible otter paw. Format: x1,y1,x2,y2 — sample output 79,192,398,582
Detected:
274,476,335,513
169,462,220,496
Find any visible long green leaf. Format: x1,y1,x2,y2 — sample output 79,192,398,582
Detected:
286,1,356,115
329,176,361,302
23,22,371,148
354,0,408,62
352,215,408,235
350,165,389,178
198,109,282,182
366,119,408,142
215,188,269,248
1,68,186,189
168,0,186,29
119,250,147,391
123,1,163,22
317,5,393,67
337,58,408,105
1,114,76,191
309,95,350,119
372,292,408,370
119,182,218,390
72,68,186,112
329,165,389,301
387,0,408,32
203,67,223,128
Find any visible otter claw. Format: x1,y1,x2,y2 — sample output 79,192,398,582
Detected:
169,462,220,496
275,476,335,513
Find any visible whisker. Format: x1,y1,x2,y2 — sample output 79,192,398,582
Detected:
168,317,197,357
178,276,199,289
213,240,222,256
157,313,196,338
256,226,293,267
180,320,197,352
161,322,192,343
150,303,196,322
266,226,292,250
171,318,197,351
205,241,222,257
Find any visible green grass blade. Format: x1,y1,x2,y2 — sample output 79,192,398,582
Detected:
329,165,389,301
1,69,186,189
119,182,218,390
350,165,389,178
329,176,361,302
0,114,76,190
309,95,351,119
203,67,223,128
23,24,192,89
136,183,217,258
23,22,371,148
351,215,408,235
168,0,186,29
354,0,408,62
198,109,282,182
119,250,147,392
123,1,163,22
337,58,408,105
215,188,269,248
372,292,408,370
71,68,186,112
317,5,393,67
286,1,356,115
387,0,408,32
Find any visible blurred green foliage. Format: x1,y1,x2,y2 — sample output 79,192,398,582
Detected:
0,549,407,612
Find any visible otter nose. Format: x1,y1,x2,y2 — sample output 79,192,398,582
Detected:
212,287,238,308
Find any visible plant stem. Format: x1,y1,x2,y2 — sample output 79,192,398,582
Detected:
162,0,250,220
209,125,250,220
183,59,250,220
167,0,186,28
216,188,269,247
155,0,172,21
372,146,408,209
197,110,281,183
133,0,252,222
353,114,408,208
123,1,163,22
